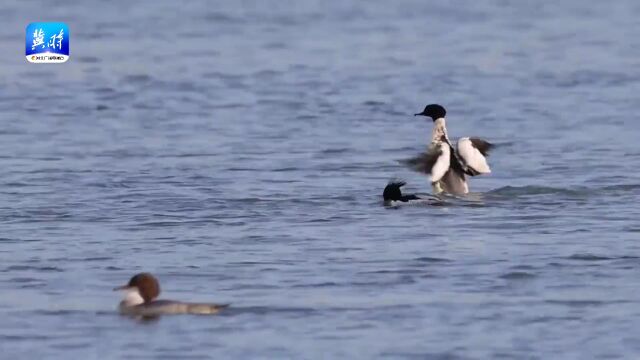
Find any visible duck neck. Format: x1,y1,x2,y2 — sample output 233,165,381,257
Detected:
431,117,450,143
120,288,145,307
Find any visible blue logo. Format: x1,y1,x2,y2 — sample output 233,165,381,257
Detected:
26,22,69,63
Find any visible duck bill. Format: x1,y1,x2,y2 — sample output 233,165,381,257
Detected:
113,285,132,291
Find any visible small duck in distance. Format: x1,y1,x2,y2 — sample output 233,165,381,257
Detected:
114,272,229,316
404,104,494,195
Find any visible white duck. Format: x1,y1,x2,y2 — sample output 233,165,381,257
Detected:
404,104,493,195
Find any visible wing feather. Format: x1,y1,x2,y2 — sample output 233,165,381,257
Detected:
469,137,494,156
457,137,491,175
402,143,450,182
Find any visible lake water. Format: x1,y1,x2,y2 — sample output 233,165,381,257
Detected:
1,0,640,358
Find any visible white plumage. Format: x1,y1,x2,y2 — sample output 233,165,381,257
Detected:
120,288,145,308
457,137,491,174
429,143,450,183
405,104,496,195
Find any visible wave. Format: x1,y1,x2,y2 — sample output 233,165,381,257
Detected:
487,183,640,198
565,254,640,261
487,185,590,197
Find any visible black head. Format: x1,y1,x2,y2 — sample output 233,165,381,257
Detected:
383,181,405,201
414,104,446,121
383,181,420,203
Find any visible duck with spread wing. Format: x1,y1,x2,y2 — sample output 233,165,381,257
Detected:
403,104,494,195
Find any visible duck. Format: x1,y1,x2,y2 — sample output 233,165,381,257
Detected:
114,272,229,316
404,104,494,195
382,181,444,206
383,181,420,204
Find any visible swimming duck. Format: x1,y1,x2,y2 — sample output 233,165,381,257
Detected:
114,272,229,316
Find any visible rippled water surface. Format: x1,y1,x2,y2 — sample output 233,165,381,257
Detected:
1,1,640,359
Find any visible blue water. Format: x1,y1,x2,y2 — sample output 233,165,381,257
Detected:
1,1,640,358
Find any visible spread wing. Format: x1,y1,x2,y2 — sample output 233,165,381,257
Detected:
402,143,451,182
457,137,492,176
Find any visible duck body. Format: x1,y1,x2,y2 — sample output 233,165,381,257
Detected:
119,299,229,316
407,105,494,195
115,272,228,316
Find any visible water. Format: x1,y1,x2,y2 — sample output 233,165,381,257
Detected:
1,0,640,358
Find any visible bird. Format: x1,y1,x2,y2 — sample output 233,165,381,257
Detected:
383,180,420,203
404,104,494,195
382,181,443,206
114,272,229,316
